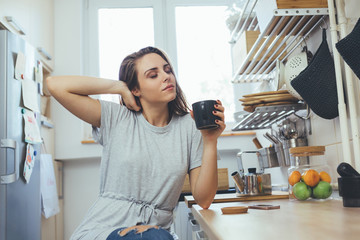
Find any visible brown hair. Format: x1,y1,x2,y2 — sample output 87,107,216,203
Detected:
119,46,189,116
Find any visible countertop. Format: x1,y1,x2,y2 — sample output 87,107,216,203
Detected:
191,197,360,240
179,188,236,202
184,191,289,208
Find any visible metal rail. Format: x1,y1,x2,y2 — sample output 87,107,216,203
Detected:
229,0,329,83
229,0,258,43
255,15,327,82
232,103,307,131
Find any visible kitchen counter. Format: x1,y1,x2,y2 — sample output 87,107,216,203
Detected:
179,188,236,202
191,197,360,240
184,191,289,208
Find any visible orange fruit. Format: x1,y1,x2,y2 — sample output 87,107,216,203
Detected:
302,169,320,187
288,170,301,186
319,171,331,183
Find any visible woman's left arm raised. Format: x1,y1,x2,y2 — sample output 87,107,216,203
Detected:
189,100,226,209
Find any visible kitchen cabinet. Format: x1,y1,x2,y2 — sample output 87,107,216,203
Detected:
0,0,54,70
40,121,64,240
173,201,193,240
40,120,64,240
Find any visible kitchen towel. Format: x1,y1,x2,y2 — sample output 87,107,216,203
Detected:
336,18,360,80
291,29,338,120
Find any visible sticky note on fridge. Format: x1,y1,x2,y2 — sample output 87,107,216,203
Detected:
22,77,40,112
22,109,42,144
15,52,26,80
23,143,36,183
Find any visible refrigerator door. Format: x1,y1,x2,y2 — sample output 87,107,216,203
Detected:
0,30,41,240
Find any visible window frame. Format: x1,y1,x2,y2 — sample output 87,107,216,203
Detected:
83,0,235,134
84,0,166,77
84,0,232,78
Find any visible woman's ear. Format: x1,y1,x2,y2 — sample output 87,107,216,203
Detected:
131,88,140,97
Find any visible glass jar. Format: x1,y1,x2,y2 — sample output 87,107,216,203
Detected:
287,146,333,201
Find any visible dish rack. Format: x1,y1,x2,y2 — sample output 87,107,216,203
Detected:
232,103,307,131
230,0,329,83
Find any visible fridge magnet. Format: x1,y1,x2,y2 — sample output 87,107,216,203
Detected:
22,108,42,144
21,77,40,112
23,143,36,183
15,51,26,80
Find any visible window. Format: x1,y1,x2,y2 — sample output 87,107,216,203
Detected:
174,5,234,121
98,7,155,102
85,0,234,122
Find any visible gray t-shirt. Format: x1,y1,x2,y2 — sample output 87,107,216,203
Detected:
70,100,203,240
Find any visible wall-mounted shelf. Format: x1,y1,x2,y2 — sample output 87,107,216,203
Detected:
41,115,54,128
230,0,329,84
232,103,307,131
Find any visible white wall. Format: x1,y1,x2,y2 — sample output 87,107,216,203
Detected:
52,0,102,160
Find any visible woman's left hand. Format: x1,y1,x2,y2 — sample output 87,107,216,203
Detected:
119,225,159,237
190,99,226,142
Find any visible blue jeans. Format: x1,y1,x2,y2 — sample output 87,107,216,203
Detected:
106,227,174,240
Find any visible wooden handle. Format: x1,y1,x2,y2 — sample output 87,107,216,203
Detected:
241,95,299,106
252,137,263,149
289,146,325,154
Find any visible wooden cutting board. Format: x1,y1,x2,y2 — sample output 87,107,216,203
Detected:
242,90,289,98
184,191,289,208
241,95,299,106
239,93,294,102
181,168,229,193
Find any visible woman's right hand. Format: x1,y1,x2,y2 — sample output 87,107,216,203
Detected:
119,81,141,111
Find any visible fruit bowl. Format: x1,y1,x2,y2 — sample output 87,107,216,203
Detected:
288,164,333,201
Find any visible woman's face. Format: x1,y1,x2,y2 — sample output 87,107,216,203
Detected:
133,53,177,105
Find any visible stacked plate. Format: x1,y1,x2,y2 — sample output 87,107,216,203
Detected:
240,90,300,112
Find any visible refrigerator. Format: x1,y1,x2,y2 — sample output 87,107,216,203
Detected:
0,30,41,240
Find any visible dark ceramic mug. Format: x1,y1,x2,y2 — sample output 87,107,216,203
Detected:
192,100,220,130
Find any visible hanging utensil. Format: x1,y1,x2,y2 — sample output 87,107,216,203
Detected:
264,132,279,144
283,50,308,100
263,134,276,145
252,137,263,149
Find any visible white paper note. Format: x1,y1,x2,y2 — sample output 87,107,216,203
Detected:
22,77,40,112
23,143,36,183
22,109,42,144
40,152,60,218
15,52,26,80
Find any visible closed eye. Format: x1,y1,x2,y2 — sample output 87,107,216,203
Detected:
164,64,172,74
149,74,157,79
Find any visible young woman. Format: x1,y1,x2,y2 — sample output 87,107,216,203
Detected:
46,47,225,240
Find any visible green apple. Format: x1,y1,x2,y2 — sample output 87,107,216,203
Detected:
312,181,332,199
293,182,312,200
